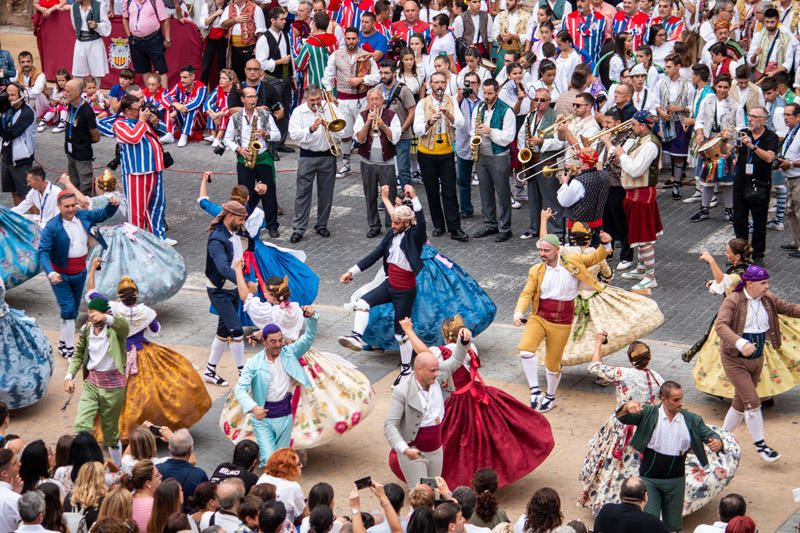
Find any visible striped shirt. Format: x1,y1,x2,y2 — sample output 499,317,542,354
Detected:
113,117,165,174
329,0,373,31
296,33,338,89
612,11,650,51
563,10,606,69
650,15,684,41
166,81,208,112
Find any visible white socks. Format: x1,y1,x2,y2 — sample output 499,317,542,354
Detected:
396,334,412,366
744,408,765,443
545,370,562,397
209,337,227,365
723,407,744,432
230,339,245,369
60,319,76,347
520,352,539,390
353,299,371,335
107,443,122,466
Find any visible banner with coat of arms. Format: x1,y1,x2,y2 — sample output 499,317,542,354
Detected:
108,37,132,70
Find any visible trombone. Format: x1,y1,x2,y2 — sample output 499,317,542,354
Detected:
579,119,633,148
313,91,347,156
323,91,346,132
538,113,576,137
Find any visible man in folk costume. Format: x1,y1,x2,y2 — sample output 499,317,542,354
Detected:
731,64,766,130
655,54,695,200
514,231,613,413
471,79,516,243
339,185,426,386
412,72,470,242
70,0,111,78
747,7,795,81
563,0,607,69
289,1,312,105
234,310,318,465
353,89,402,237
491,0,531,69
322,27,380,179
296,12,339,94
589,0,616,41
391,0,430,44
682,63,715,205
649,0,684,42
737,0,762,53
612,0,651,51
64,297,129,466
384,321,471,487
220,0,266,82
454,0,492,59
255,8,294,154
39,191,119,360
555,148,610,243
716,265,800,463
630,63,657,114
165,65,208,147
599,110,663,291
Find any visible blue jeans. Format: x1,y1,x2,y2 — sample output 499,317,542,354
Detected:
396,139,412,187
51,270,87,320
456,156,475,216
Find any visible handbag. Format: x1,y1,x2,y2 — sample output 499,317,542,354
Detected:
163,151,174,168
743,177,769,203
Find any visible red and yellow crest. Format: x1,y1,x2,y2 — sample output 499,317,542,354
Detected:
108,38,131,69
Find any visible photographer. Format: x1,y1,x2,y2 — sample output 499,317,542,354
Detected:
63,78,100,195
733,107,778,265
454,71,482,219
0,82,36,206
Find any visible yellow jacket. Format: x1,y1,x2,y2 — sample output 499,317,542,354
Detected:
514,245,609,316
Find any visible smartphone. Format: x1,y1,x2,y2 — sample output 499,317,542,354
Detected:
354,476,372,490
420,477,436,489
149,425,162,436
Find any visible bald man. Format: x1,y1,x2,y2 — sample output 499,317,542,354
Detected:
384,318,472,487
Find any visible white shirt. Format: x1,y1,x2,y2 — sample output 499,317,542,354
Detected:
491,9,530,45
464,525,491,533
781,124,800,178
453,13,485,44
394,380,445,454
748,29,796,71
540,262,580,301
554,51,582,94
498,80,530,116
693,522,728,533
243,296,305,340
556,180,585,208
619,137,660,180
63,217,89,258
255,28,292,73
15,526,60,533
199,511,243,533
695,96,736,137
11,181,60,227
632,87,657,114
73,3,111,36
646,405,691,456
322,51,380,92
428,32,456,59
471,101,516,153
0,481,20,533
256,475,305,522
734,289,770,353
87,317,117,372
199,1,223,30
219,2,266,36
223,109,281,154
288,102,346,151
265,354,292,401
229,228,244,265
412,96,465,137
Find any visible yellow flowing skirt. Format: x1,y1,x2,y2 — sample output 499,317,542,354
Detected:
691,316,800,398
537,285,665,367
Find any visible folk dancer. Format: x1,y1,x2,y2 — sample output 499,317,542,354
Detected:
338,185,426,385
322,27,380,178
612,0,651,51
223,86,281,238
234,308,318,464
746,7,794,81
655,54,694,200
38,190,119,359
555,148,609,243
630,63,657,114
731,65,766,131
412,72,470,242
204,201,249,387
692,74,737,223
353,88,402,237
219,0,266,81
616,381,724,532
383,321,472,487
454,0,492,59
681,64,714,205
514,231,613,412
70,0,111,78
471,79,516,243
64,297,129,466
287,85,346,243
255,8,294,153
600,110,663,291
563,0,607,69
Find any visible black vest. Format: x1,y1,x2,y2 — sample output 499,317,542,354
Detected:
263,29,291,80
565,170,609,224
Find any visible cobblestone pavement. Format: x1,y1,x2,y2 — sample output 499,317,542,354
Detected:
12,131,800,344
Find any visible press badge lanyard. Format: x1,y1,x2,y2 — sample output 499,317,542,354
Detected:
745,135,762,175
782,124,800,157
67,102,84,153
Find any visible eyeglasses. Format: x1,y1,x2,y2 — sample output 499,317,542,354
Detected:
748,114,767,119
573,103,589,108
533,98,549,102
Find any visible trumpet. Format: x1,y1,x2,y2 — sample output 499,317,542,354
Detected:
579,119,634,148
371,104,382,135
538,113,576,137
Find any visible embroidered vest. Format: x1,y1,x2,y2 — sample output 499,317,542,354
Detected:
564,170,609,224
333,47,371,96
72,1,101,41
621,133,661,189
228,1,258,47
356,107,397,161
497,9,531,51
460,11,489,46
419,95,455,151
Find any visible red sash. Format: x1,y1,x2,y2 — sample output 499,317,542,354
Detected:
537,298,574,324
387,263,416,290
54,255,87,275
409,424,442,452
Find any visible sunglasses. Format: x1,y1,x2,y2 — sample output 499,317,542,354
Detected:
533,98,549,102
573,103,589,108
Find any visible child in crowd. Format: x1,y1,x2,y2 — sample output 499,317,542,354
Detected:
37,68,70,133
109,69,134,114
83,76,109,118
143,73,173,135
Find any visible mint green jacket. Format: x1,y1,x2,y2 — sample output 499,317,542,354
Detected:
68,316,129,379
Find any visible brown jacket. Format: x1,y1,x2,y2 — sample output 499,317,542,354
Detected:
715,290,800,356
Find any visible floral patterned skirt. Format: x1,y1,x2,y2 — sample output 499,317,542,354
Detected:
538,286,664,367
0,307,53,409
578,415,740,516
220,348,375,449
0,206,41,289
691,316,800,398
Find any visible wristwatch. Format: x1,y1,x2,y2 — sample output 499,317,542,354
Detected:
351,508,360,516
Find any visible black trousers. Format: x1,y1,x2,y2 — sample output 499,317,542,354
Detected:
733,176,769,261
230,45,255,83
362,279,417,336
237,162,279,230
207,287,242,338
265,77,292,145
418,152,461,233
604,185,633,262
201,37,228,85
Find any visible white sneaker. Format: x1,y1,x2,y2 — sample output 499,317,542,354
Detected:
767,220,785,231
204,134,216,143
37,120,47,133
203,370,228,387
336,163,351,178
682,190,702,204
52,121,66,133
755,441,781,463
162,237,177,246
621,269,646,280
538,394,556,413
471,174,479,186
211,138,221,148
616,260,634,271
511,199,522,209
177,134,188,147
160,132,175,144
632,277,658,291
709,195,719,208
520,231,536,240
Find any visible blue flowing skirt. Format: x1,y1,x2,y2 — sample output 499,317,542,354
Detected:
0,307,54,409
87,224,187,305
363,245,497,349
0,206,41,289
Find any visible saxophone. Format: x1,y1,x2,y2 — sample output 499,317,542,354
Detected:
244,112,263,169
792,1,800,35
470,102,484,162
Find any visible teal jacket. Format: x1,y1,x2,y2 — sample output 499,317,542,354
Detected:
68,316,129,379
235,314,317,414
617,403,721,467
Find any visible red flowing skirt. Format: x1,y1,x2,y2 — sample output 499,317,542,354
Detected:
623,186,663,247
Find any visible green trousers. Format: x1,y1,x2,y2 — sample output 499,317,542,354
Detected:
643,476,685,531
73,382,126,446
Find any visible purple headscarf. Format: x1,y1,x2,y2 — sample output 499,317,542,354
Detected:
734,264,769,292
261,324,282,337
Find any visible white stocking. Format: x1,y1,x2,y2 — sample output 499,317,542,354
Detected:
230,338,245,369
545,370,562,397
396,334,412,366
722,407,744,432
61,319,76,347
208,336,227,365
353,299,371,335
520,352,539,390
744,408,765,443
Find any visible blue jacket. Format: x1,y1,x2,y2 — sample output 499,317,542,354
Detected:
0,51,16,85
205,222,239,289
357,200,427,275
234,314,317,414
38,204,118,274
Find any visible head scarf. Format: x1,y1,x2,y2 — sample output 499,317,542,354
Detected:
538,234,561,248
88,298,110,313
633,110,655,126
261,323,282,337
734,264,769,292
578,148,599,166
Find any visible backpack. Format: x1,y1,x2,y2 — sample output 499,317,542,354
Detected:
63,503,88,533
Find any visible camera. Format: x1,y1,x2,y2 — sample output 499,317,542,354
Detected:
0,92,9,114
213,145,226,156
462,84,473,98
142,100,161,115
107,144,121,170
